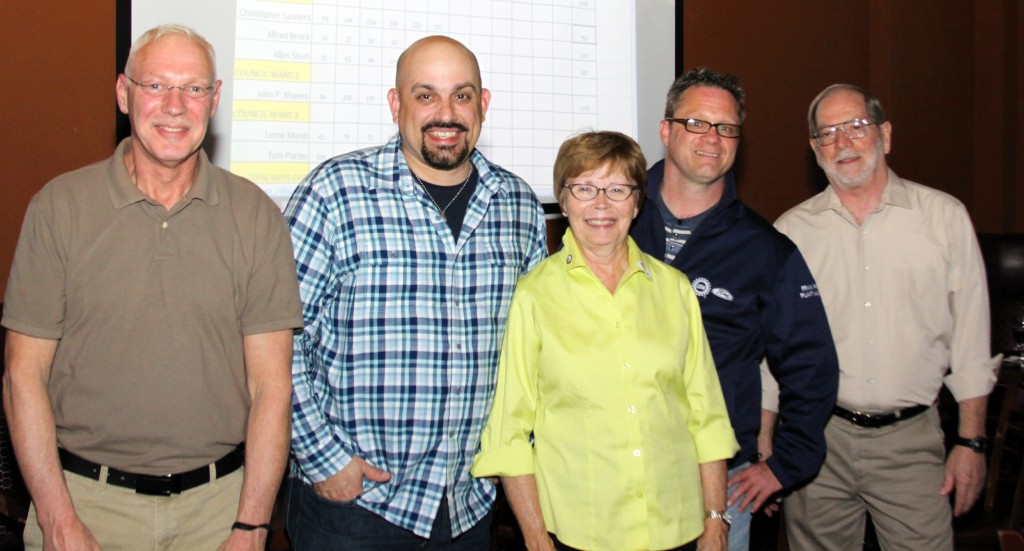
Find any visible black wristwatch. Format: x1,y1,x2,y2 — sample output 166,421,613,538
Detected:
953,436,989,454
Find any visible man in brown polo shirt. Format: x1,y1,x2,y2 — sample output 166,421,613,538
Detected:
2,24,302,550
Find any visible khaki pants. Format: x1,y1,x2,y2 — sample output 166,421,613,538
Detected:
784,408,953,551
24,467,243,551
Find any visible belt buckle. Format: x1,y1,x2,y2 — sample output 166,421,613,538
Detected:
135,474,180,496
850,411,880,428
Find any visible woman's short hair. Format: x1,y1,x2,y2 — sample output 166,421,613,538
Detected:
553,131,647,205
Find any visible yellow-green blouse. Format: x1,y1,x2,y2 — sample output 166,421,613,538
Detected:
473,230,738,551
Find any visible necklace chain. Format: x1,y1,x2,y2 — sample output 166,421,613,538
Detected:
411,168,473,220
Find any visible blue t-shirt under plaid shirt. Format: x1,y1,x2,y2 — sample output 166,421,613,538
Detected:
285,134,547,538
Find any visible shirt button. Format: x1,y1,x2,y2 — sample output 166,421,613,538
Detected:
435,215,442,221
633,449,641,457
623,363,630,370
456,343,462,350
636,491,644,498
161,221,168,229
864,301,872,307
628,405,636,413
615,322,622,328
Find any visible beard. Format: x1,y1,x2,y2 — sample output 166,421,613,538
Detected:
420,122,471,170
819,138,884,188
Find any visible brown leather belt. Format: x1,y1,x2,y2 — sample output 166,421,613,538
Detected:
832,404,929,428
58,444,244,496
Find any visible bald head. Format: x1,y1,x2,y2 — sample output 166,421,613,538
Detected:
395,36,482,90
387,35,491,183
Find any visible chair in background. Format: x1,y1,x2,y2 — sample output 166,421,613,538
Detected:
978,233,1024,355
953,234,1024,550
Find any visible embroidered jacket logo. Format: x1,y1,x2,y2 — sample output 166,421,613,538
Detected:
691,277,734,301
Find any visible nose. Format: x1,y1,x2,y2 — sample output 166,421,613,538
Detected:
833,128,853,149
436,97,455,121
161,89,187,115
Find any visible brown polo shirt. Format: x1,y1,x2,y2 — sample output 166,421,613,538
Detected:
3,138,303,475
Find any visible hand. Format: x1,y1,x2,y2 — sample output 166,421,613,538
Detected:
42,514,102,551
940,445,986,516
727,462,783,513
696,518,728,551
761,497,782,518
216,528,266,551
313,456,391,502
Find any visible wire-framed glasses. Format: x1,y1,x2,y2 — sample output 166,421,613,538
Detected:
126,76,215,99
811,118,879,146
563,183,638,202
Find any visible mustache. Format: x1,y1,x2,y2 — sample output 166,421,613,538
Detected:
421,121,468,133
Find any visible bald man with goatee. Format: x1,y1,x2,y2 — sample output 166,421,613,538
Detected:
284,36,547,549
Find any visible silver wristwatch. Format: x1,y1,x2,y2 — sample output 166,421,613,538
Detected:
707,509,732,527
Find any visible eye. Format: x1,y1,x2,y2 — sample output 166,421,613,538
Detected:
146,82,166,92
416,93,433,101
606,186,630,198
186,85,204,94
575,184,596,195
819,128,836,138
687,119,707,129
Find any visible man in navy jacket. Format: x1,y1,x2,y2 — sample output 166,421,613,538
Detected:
630,68,838,551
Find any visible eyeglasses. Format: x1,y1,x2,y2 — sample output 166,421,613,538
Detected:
563,183,638,202
665,117,742,139
811,118,878,146
126,76,215,99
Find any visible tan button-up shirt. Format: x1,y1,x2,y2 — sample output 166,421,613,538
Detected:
772,169,997,412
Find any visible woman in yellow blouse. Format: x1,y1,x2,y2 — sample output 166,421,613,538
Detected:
472,131,738,551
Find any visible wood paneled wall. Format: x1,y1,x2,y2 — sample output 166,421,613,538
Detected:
678,0,1023,231
1,2,1021,297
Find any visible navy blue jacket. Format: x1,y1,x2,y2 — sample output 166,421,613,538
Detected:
630,161,839,490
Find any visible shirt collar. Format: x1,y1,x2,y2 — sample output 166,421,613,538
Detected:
558,228,653,281
809,167,909,215
107,137,219,210
387,133,505,198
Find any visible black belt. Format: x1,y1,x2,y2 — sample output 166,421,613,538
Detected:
58,444,245,496
832,404,929,428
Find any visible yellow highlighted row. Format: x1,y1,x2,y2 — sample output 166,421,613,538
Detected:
233,100,310,122
232,162,309,184
235,60,311,82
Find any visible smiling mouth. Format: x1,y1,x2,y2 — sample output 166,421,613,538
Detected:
695,150,720,158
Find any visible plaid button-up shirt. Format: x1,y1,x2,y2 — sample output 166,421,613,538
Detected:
285,134,547,537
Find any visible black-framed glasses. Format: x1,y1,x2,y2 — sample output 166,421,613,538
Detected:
811,118,878,146
126,76,216,99
665,117,742,139
563,183,638,202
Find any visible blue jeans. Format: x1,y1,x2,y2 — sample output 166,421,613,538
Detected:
286,478,493,550
726,462,753,551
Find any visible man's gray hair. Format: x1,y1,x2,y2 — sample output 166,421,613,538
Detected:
807,84,886,134
125,24,216,79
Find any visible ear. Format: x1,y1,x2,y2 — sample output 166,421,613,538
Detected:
659,119,671,147
479,88,491,121
879,121,892,155
208,80,223,118
116,74,130,114
387,88,400,123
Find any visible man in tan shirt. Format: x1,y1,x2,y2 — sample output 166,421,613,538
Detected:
2,25,301,550
771,84,999,550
